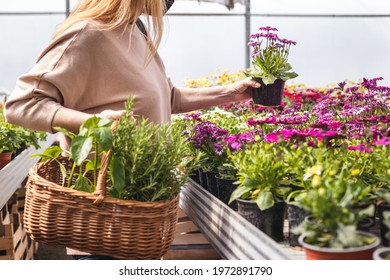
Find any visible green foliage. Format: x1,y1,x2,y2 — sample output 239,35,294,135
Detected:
228,142,290,210
110,96,201,202
0,107,47,154
34,116,113,192
293,156,376,248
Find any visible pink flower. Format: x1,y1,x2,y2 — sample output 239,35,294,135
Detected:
348,144,373,153
376,137,390,146
265,132,279,143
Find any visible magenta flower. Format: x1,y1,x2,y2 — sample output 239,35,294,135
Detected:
259,26,278,31
348,144,373,153
246,26,298,85
265,132,279,143
376,137,390,146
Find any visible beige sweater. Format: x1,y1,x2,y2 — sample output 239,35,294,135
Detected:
5,20,238,149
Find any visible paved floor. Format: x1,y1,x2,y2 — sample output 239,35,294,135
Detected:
34,243,73,260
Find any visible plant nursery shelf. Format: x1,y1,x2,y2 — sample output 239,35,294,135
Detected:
180,179,302,260
0,134,58,210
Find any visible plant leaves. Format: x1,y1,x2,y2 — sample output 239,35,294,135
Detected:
74,175,92,192
52,126,76,140
229,186,252,204
262,74,277,85
70,135,93,165
31,145,63,161
255,190,274,211
94,127,113,151
110,154,125,198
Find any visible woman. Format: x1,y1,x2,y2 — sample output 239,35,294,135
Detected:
5,0,259,260
4,0,258,150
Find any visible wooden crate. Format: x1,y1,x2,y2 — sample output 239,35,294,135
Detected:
0,188,38,260
163,209,221,260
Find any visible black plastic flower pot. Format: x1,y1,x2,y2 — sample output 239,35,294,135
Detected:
205,172,219,197
378,203,390,246
286,203,309,246
215,176,238,211
189,168,200,184
357,217,375,232
198,169,208,189
252,78,285,107
236,199,286,242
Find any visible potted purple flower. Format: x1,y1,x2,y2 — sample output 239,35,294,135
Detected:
246,26,298,107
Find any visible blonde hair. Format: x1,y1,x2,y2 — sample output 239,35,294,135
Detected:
53,0,166,64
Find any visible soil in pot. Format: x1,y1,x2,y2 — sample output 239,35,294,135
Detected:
0,152,12,170
299,231,380,260
206,172,218,197
215,176,238,211
287,203,309,247
237,199,286,242
252,78,285,107
378,203,390,246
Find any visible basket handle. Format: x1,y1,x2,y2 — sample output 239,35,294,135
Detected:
93,120,119,206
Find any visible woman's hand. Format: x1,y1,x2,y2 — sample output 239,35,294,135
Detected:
97,109,125,120
228,78,261,101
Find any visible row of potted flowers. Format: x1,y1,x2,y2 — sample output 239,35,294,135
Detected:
173,76,390,260
0,99,47,170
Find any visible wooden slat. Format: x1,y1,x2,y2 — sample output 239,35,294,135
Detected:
175,220,200,234
171,233,210,246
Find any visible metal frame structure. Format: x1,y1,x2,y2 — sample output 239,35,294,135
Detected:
180,179,293,259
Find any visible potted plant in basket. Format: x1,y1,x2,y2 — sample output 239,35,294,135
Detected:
228,142,291,241
245,26,298,107
293,158,380,260
25,96,201,260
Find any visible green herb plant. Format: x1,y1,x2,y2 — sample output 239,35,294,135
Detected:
110,97,201,202
34,116,113,192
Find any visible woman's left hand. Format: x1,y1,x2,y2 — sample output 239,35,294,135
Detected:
228,78,261,101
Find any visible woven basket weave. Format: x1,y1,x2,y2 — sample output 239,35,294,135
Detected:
23,151,180,260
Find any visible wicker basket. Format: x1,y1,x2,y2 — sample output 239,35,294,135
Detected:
23,151,180,260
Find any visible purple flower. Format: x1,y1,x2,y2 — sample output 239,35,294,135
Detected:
230,142,241,150
279,38,297,45
259,26,278,31
348,144,373,153
376,137,390,146
265,132,279,143
183,112,202,121
337,81,347,90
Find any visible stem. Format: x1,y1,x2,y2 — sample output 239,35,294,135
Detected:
67,162,77,188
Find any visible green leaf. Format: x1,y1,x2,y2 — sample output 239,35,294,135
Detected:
336,224,360,248
74,175,92,192
262,74,277,85
229,186,252,204
255,190,274,211
53,126,76,140
98,118,113,127
56,159,68,186
242,176,261,188
94,127,113,151
70,135,93,165
110,155,125,198
79,116,100,136
31,145,63,161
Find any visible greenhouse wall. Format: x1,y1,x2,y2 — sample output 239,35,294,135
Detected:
0,0,389,94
